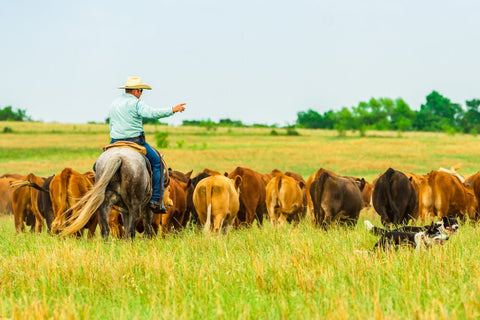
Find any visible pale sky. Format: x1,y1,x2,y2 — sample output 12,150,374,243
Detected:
1,0,479,126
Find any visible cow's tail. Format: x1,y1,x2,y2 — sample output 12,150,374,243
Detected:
275,175,284,211
9,180,49,193
203,184,213,235
315,171,330,204
385,168,400,224
59,157,122,237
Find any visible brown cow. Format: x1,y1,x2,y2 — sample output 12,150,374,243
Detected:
193,174,242,234
50,168,98,238
0,176,20,215
154,175,190,235
1,173,25,179
465,171,480,202
11,173,45,233
309,171,363,229
305,168,338,221
265,172,304,225
361,180,374,208
420,170,477,221
227,167,270,226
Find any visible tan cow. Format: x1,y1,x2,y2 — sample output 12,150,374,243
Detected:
419,170,477,221
265,171,304,225
50,168,98,238
193,174,242,234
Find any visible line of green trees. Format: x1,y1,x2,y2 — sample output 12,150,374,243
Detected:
296,91,480,135
0,106,31,121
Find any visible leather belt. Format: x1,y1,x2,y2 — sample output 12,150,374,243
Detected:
127,135,142,140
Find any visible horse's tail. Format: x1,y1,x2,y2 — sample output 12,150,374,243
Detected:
59,157,122,237
203,184,213,235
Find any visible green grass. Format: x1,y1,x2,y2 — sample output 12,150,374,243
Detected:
2,122,480,319
2,215,480,319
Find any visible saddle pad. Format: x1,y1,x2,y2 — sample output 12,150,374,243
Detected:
103,141,147,155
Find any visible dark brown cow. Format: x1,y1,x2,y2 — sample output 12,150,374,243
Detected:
372,168,416,226
36,175,55,231
305,168,338,221
420,170,477,221
186,172,211,227
50,168,98,238
227,167,269,226
11,173,45,233
309,171,363,229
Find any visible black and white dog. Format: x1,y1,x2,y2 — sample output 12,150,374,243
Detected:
364,216,458,251
371,223,449,250
364,216,459,237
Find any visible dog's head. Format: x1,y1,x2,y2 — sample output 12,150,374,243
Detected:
436,215,459,234
416,223,450,248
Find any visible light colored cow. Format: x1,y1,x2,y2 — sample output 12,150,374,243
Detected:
265,172,304,226
193,174,242,234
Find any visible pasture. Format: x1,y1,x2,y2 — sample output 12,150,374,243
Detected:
1,121,480,319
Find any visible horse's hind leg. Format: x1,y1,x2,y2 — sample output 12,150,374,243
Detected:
98,191,118,241
139,206,154,239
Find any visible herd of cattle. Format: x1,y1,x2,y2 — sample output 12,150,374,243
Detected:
0,163,479,238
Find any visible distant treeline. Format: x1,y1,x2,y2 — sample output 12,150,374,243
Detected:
296,91,480,135
4,90,480,135
0,106,31,121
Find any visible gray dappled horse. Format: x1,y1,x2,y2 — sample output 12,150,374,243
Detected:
59,148,153,239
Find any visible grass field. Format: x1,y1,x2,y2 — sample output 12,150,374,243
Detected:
1,121,480,319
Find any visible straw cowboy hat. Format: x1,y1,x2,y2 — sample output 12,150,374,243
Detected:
118,77,152,90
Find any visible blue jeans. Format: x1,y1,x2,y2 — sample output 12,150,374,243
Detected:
110,136,164,203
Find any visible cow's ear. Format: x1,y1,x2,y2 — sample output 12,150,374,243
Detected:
185,170,193,179
234,175,242,188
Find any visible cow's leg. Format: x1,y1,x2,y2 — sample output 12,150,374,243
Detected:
160,213,171,237
322,207,333,230
266,201,278,226
13,204,25,233
278,212,288,226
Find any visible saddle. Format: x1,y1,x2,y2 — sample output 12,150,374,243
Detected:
103,141,147,155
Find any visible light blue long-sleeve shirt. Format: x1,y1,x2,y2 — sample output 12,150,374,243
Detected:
109,93,173,139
